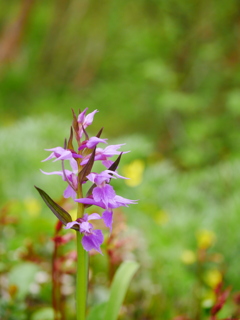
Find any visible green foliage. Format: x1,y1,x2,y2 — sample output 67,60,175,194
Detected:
0,1,240,318
87,261,139,320
1,0,240,168
0,300,27,320
35,186,73,226
30,308,54,320
104,261,139,320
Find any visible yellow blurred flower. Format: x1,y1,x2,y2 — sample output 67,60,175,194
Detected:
24,198,41,217
204,269,222,288
122,159,144,187
196,229,216,249
155,210,169,225
180,249,196,265
201,290,215,308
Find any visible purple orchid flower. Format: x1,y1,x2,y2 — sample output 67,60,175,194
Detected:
40,169,78,199
78,136,108,151
76,183,137,231
39,108,138,254
65,213,104,253
77,108,98,138
80,144,129,166
79,184,138,209
42,146,80,173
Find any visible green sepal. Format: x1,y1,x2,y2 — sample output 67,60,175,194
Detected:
34,186,73,226
67,126,74,150
71,109,80,143
96,127,104,138
108,152,123,173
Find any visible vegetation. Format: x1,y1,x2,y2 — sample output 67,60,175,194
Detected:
0,1,240,319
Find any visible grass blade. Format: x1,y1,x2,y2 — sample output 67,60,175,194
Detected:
104,260,139,320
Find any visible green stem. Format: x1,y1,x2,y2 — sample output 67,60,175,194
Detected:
76,189,89,320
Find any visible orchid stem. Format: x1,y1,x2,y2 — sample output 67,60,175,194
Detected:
76,189,88,320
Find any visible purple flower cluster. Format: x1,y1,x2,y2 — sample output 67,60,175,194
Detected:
41,109,137,253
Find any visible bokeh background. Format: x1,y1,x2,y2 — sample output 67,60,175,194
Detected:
1,1,240,319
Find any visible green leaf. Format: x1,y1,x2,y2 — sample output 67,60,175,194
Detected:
31,307,54,320
104,260,139,320
35,186,72,226
87,302,107,320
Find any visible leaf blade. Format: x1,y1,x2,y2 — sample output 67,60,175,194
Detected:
35,186,72,225
104,260,139,320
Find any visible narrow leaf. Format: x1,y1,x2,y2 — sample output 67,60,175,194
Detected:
87,302,107,320
104,260,139,320
78,147,96,184
35,186,72,226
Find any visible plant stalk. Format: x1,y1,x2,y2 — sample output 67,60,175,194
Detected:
76,188,88,320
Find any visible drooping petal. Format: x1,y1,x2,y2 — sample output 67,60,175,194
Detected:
40,169,78,195
102,210,113,232
64,185,76,199
81,229,104,253
69,158,78,174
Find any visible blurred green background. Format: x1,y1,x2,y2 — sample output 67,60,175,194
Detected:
1,1,240,319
